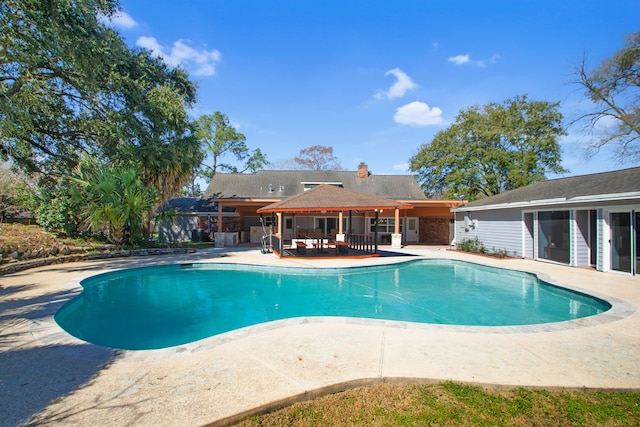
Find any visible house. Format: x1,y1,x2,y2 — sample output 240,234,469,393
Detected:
160,163,464,246
452,167,640,276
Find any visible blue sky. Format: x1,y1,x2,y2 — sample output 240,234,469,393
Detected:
108,0,639,178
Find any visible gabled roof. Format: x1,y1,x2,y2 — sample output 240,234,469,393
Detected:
257,184,413,213
454,167,640,212
203,170,428,200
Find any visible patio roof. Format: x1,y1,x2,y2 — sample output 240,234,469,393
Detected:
257,184,413,214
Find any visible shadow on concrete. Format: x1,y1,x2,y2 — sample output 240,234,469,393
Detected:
0,284,81,325
0,275,121,425
377,249,418,257
0,344,118,426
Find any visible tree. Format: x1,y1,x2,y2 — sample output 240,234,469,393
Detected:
102,55,203,209
195,112,267,180
294,145,342,170
409,95,567,201
181,171,203,198
0,165,33,222
33,180,84,235
1,0,202,238
574,32,640,162
1,0,122,178
71,164,159,245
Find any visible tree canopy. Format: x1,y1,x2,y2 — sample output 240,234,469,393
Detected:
574,32,640,162
409,95,567,201
0,0,202,199
1,0,204,239
294,145,342,171
194,112,267,180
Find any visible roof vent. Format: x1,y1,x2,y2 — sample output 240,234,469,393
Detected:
279,185,284,192
268,184,274,192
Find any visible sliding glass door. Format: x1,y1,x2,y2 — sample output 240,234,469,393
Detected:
538,211,570,264
637,212,640,276
610,211,638,275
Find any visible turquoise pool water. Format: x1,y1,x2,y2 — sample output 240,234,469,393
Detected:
55,259,610,350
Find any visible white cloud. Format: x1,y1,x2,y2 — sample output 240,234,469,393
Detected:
593,114,619,131
112,11,137,28
137,36,163,56
136,36,221,76
394,101,444,126
449,53,500,67
375,68,418,99
393,162,409,172
98,11,137,29
448,54,470,65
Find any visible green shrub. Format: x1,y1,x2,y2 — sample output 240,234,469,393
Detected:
458,238,510,258
458,237,485,253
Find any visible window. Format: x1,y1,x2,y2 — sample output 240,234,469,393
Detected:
262,216,276,227
369,217,403,233
301,182,343,191
313,217,341,235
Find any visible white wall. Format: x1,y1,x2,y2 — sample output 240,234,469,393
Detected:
455,209,523,257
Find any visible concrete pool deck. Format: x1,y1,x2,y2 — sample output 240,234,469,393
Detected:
1,245,639,426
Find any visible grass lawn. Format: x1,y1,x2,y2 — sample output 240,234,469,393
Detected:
236,381,640,426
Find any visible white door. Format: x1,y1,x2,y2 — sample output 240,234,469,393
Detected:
283,216,294,238
405,218,418,242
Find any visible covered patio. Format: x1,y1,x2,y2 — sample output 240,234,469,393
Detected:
256,184,414,259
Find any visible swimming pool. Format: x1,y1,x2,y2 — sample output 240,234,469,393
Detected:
55,259,611,350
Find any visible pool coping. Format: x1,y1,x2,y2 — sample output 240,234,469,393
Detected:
2,245,640,426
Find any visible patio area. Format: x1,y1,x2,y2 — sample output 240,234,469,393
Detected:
1,246,639,426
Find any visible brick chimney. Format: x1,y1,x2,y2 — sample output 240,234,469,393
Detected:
357,162,369,178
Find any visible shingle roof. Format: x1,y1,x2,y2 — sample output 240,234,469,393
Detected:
203,170,428,200
160,197,199,212
458,167,640,210
257,184,413,213
159,197,235,213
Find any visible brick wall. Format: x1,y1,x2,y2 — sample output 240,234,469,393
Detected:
419,217,452,245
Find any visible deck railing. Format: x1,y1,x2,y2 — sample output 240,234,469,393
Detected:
269,234,283,255
346,233,378,254
270,233,378,255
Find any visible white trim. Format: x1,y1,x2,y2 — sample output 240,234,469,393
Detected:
570,210,576,267
452,192,640,212
604,208,639,276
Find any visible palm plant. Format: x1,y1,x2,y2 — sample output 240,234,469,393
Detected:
72,165,159,245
